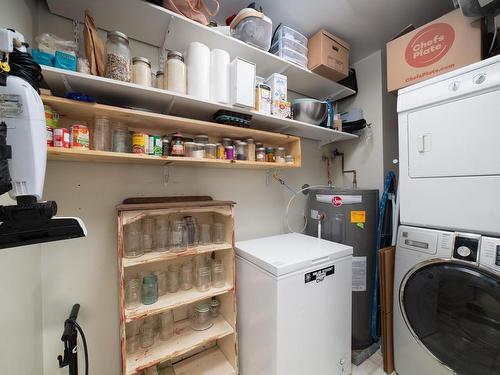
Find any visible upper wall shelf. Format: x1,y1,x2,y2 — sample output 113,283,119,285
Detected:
45,0,356,100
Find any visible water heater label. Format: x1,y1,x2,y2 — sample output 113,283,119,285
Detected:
351,210,366,223
305,265,335,284
0,94,23,118
352,256,367,291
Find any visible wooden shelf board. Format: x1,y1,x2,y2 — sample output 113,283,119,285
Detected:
47,148,299,169
41,66,357,146
46,0,355,100
125,283,233,323
126,316,234,375
173,347,236,375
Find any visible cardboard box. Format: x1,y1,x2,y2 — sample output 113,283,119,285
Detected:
308,29,350,82
386,9,482,93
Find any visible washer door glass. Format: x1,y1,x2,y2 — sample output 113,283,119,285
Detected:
402,262,500,375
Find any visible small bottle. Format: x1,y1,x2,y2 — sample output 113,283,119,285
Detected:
246,138,255,161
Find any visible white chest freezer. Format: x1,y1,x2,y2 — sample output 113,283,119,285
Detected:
398,54,500,235
236,233,353,375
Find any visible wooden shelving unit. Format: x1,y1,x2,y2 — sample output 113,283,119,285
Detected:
117,199,238,375
43,95,302,169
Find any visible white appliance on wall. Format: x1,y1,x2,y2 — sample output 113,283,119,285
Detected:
236,233,353,375
393,225,500,375
398,54,500,236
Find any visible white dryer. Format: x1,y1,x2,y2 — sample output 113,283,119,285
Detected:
394,225,500,375
398,55,500,235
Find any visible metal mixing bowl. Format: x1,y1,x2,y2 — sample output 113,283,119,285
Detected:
292,99,328,125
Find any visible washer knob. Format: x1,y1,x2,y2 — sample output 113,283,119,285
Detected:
449,81,460,91
457,246,472,258
473,73,486,85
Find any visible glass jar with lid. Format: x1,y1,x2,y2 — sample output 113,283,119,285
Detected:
112,121,128,153
166,51,186,94
105,31,131,82
171,220,187,252
256,147,266,162
235,141,248,160
194,135,209,145
275,147,286,163
190,303,213,331
184,141,196,157
246,138,255,161
170,133,185,156
204,144,216,159
142,275,158,305
93,115,111,151
132,57,152,87
265,147,275,162
285,155,295,165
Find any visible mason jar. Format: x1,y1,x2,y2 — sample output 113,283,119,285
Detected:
105,31,131,82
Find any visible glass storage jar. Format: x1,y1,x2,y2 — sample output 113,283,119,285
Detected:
142,217,155,252
285,155,295,165
156,71,164,89
159,310,174,341
216,143,225,159
184,216,199,247
275,146,286,163
192,143,205,159
156,216,170,251
200,223,212,245
204,144,217,159
132,57,152,87
265,147,275,162
140,321,155,348
196,266,211,292
170,133,185,156
142,275,158,305
92,115,111,151
167,264,180,293
127,320,142,337
235,141,248,160
221,138,233,148
171,220,187,252
256,147,266,162
126,335,140,354
105,31,131,82
180,261,194,290
209,298,220,318
154,271,168,296
194,135,209,145
246,138,255,161
125,222,143,258
166,51,186,94
184,141,196,157
112,121,128,153
190,303,213,331
211,260,225,288
212,223,225,244
125,278,141,308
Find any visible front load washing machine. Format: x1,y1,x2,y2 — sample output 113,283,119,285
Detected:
394,225,500,375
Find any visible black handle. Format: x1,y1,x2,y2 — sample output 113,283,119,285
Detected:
62,304,80,341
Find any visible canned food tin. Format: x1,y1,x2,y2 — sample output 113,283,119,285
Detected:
53,128,70,148
149,135,162,156
44,105,59,128
46,126,54,147
132,132,147,154
71,124,89,149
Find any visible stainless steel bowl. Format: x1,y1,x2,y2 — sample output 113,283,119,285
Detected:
292,99,328,125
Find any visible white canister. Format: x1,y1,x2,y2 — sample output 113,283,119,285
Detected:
210,49,230,104
230,57,256,108
187,42,210,100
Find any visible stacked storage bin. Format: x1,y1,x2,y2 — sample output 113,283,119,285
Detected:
270,25,308,68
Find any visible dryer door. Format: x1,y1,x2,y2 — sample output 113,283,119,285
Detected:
401,261,500,375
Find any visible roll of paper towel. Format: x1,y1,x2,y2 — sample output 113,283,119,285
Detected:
210,49,230,104
187,42,210,100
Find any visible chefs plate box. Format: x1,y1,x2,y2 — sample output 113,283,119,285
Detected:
386,9,482,93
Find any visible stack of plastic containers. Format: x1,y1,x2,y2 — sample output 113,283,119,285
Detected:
270,25,308,68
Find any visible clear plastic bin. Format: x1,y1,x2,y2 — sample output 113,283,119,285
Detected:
270,44,308,68
271,36,307,57
272,25,308,48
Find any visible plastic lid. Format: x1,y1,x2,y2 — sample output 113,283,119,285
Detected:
265,147,274,151
225,145,234,149
277,147,285,151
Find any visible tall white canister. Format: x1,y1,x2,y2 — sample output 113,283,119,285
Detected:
210,49,230,104
187,41,210,100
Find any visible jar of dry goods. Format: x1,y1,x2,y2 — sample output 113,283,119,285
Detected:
132,57,152,87
166,51,186,94
105,31,131,82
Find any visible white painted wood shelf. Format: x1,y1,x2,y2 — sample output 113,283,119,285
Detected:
125,283,233,323
46,0,356,100
42,67,357,146
122,243,232,268
173,347,236,375
125,316,234,375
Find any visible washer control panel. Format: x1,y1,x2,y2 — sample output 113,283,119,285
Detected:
452,234,481,263
480,237,500,273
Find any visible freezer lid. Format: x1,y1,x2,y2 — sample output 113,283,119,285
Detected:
236,233,353,276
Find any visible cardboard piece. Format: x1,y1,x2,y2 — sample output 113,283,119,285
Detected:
308,29,350,82
378,246,395,374
386,9,482,92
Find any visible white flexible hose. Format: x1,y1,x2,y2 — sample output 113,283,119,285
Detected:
285,185,333,234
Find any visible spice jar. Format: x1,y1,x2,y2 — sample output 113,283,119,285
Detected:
105,31,131,82
92,115,111,151
285,155,295,165
265,147,275,162
142,275,158,305
170,133,185,156
112,122,128,153
166,51,186,94
191,303,213,331
209,298,220,318
275,147,286,163
132,57,152,87
194,135,209,145
216,143,225,159
155,71,164,89
256,147,266,162
225,145,234,160
71,122,89,149
235,141,248,160
204,144,216,159
246,138,255,161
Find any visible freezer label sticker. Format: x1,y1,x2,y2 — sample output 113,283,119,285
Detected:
304,265,335,284
332,196,343,207
352,256,367,292
0,94,23,118
351,210,366,223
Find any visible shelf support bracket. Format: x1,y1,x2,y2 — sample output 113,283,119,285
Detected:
163,97,175,115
